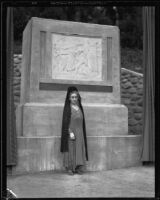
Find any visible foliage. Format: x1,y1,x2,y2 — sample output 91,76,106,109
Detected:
13,6,143,73
118,7,142,49
13,6,143,49
121,48,143,73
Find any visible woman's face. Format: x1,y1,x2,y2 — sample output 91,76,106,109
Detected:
69,92,78,105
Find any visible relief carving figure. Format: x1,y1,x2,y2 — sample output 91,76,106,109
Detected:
52,34,102,81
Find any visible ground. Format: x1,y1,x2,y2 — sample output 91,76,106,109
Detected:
7,165,154,198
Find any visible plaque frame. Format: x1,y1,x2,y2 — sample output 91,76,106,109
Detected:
37,19,115,88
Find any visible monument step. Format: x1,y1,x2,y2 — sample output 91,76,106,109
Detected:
12,135,142,174
16,103,128,137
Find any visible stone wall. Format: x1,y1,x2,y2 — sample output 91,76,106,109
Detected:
13,54,22,108
121,68,143,135
13,54,143,135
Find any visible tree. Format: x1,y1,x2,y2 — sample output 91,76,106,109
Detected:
13,6,142,49
118,7,142,49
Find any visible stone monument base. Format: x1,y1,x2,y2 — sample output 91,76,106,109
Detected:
11,135,142,174
14,18,142,175
16,103,128,137
12,103,142,175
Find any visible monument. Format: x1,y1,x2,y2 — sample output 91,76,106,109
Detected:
14,17,142,174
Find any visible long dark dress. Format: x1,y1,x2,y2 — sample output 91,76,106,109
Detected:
63,106,86,171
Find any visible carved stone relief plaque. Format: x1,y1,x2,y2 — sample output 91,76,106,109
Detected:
52,33,103,82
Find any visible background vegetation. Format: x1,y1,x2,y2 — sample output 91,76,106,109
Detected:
13,6,143,73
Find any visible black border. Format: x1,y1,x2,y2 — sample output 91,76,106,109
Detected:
1,3,7,199
1,0,160,199
155,5,160,199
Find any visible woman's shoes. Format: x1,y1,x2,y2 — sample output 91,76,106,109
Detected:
67,169,83,175
75,165,84,175
67,167,84,175
67,170,74,175
75,169,83,175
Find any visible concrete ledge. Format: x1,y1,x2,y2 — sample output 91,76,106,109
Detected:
12,135,142,174
16,103,128,137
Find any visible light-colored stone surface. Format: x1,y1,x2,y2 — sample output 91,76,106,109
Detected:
11,135,142,174
21,17,120,104
13,55,144,135
7,166,154,198
18,103,128,137
52,34,102,81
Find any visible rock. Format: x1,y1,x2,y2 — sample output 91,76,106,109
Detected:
121,89,127,94
121,70,128,75
14,91,20,96
129,126,136,134
137,84,143,89
129,74,135,78
121,94,126,99
130,101,136,106
15,63,21,70
14,58,21,64
131,94,139,101
128,125,136,135
135,113,142,120
132,81,138,86
121,93,131,98
130,101,136,109
130,124,142,134
132,84,139,89
128,109,134,115
135,95,142,101
122,98,130,105
14,63,18,68
132,106,142,113
14,96,20,103
120,74,125,79
18,54,22,59
14,71,21,77
131,77,138,84
122,78,128,83
129,126,136,133
122,82,132,89
126,76,132,82
14,67,20,72
124,93,131,98
137,99,143,106
123,73,131,78
128,114,133,120
128,118,139,126
13,79,20,85
138,78,143,84
128,88,137,94
14,85,21,90
137,89,143,95
13,77,21,81
128,130,135,135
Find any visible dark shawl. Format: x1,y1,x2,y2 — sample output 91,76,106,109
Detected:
60,87,88,161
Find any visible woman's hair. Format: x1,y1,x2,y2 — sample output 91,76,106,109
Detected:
62,86,83,126
61,86,88,160
64,86,82,106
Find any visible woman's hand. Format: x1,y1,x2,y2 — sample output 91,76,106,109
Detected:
69,132,75,140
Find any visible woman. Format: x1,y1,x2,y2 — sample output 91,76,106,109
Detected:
60,86,88,175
